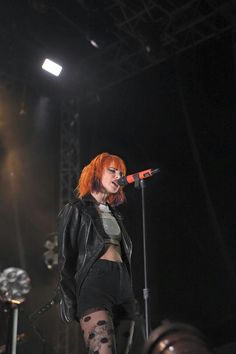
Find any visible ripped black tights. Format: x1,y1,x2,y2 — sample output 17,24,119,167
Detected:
80,309,134,354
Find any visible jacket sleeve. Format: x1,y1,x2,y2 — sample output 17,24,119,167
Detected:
57,202,80,323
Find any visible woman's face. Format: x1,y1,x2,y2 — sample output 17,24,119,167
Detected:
100,163,123,195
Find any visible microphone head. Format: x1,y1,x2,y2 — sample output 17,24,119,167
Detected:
152,168,160,175
116,176,128,186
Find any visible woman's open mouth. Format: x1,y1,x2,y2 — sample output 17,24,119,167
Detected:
112,180,119,187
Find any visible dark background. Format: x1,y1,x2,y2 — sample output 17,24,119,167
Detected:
0,1,236,353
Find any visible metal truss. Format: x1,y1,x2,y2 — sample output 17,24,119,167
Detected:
84,0,234,91
59,99,81,209
56,98,81,354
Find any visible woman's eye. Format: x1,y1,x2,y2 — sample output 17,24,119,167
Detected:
108,167,123,176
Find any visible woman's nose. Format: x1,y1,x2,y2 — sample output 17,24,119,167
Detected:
114,171,121,179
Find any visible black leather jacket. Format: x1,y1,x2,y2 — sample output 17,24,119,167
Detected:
58,194,132,323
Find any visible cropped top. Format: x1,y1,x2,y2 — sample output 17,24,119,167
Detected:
97,203,121,246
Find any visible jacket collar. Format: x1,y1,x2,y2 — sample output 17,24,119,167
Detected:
81,194,122,219
82,193,99,205
81,194,110,240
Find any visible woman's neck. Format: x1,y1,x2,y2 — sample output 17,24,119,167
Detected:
91,191,108,205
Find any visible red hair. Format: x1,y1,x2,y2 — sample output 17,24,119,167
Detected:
76,152,127,206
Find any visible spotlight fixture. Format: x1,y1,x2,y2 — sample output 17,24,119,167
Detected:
42,58,62,77
0,267,31,304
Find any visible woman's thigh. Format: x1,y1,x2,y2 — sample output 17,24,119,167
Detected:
80,309,116,354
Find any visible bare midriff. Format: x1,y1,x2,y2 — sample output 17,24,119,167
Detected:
100,244,123,262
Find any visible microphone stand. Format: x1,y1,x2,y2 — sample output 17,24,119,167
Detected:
5,302,19,354
134,177,150,339
119,168,159,339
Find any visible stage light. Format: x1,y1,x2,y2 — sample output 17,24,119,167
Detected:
42,58,62,77
0,267,31,304
90,39,99,49
0,268,31,354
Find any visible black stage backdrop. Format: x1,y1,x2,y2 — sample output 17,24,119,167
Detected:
0,32,235,352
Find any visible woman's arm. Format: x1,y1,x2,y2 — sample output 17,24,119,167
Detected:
57,202,81,323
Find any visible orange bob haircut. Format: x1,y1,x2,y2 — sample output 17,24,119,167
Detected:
75,152,127,206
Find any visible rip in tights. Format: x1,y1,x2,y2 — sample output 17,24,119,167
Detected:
80,309,116,354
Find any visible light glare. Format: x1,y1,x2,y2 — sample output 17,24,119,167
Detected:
42,58,62,77
90,39,99,49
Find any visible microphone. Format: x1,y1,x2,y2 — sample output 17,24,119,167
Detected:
117,168,160,186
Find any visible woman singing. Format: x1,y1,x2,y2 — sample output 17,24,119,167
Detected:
58,152,135,354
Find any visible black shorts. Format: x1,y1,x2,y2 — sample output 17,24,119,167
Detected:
77,259,135,321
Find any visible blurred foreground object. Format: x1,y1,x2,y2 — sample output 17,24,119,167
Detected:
43,232,58,270
143,321,212,354
0,267,31,304
0,268,31,354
